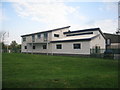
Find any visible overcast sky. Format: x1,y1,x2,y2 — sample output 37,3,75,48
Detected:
0,0,118,45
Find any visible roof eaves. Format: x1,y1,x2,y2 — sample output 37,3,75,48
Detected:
21,26,70,37
103,33,120,43
97,28,106,39
91,34,100,40
50,38,91,43
63,28,100,34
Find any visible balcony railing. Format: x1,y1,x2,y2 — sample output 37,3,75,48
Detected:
26,37,49,44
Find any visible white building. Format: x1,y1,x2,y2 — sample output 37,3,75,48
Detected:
21,26,106,55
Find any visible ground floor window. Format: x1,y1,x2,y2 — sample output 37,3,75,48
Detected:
33,46,35,49
25,46,27,49
56,44,62,49
73,43,81,49
43,45,47,49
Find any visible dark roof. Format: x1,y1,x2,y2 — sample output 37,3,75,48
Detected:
50,35,99,43
64,27,105,39
104,33,120,43
64,28,100,34
66,32,93,36
21,26,70,37
50,38,91,43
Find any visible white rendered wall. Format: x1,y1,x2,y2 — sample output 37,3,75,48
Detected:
51,41,90,55
22,43,52,53
90,34,105,49
51,28,69,41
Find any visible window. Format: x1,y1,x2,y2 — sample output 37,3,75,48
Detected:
24,46,27,49
23,37,26,42
32,35,35,42
44,33,48,38
32,35,35,38
37,34,41,39
33,46,35,49
54,34,59,37
73,44,81,49
44,33,48,41
95,46,100,53
43,45,47,49
56,44,62,49
107,39,111,45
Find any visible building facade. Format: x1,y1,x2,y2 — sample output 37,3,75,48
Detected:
104,33,120,49
21,26,106,55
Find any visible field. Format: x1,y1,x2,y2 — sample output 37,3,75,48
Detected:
2,53,118,88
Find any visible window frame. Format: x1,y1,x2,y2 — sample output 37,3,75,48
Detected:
23,37,26,42
44,33,48,41
106,39,111,45
24,46,27,49
54,34,59,37
37,34,41,39
73,43,81,49
33,46,35,49
32,35,35,42
43,45,47,49
56,44,62,49
44,33,48,38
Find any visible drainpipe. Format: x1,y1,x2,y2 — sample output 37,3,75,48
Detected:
51,44,53,55
47,41,48,55
32,40,33,54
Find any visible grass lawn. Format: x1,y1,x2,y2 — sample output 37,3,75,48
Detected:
2,53,118,88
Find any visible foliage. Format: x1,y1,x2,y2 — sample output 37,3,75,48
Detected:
2,42,7,52
2,41,21,53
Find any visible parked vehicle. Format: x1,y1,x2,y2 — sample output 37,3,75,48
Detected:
104,49,114,59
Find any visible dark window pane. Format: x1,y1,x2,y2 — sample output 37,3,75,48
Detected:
32,35,35,42
44,33,48,41
44,33,48,38
106,39,111,45
54,34,59,37
23,37,26,42
56,44,62,49
37,34,41,39
73,44,81,49
43,45,47,49
33,46,35,49
25,46,27,49
32,35,35,38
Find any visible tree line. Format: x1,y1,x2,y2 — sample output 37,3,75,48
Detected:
2,41,21,53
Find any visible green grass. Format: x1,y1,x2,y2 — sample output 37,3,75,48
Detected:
2,53,118,88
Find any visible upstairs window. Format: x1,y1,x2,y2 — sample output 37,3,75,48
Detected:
32,35,35,42
56,44,62,49
44,33,48,38
23,37,26,42
73,43,81,49
44,33,48,41
54,34,59,37
37,34,41,39
106,39,111,45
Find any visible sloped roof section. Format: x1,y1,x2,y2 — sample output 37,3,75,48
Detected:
63,28,100,34
63,27,105,39
104,33,120,43
21,26,70,37
51,34,99,43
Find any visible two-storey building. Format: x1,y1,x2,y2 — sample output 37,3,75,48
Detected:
21,26,106,55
